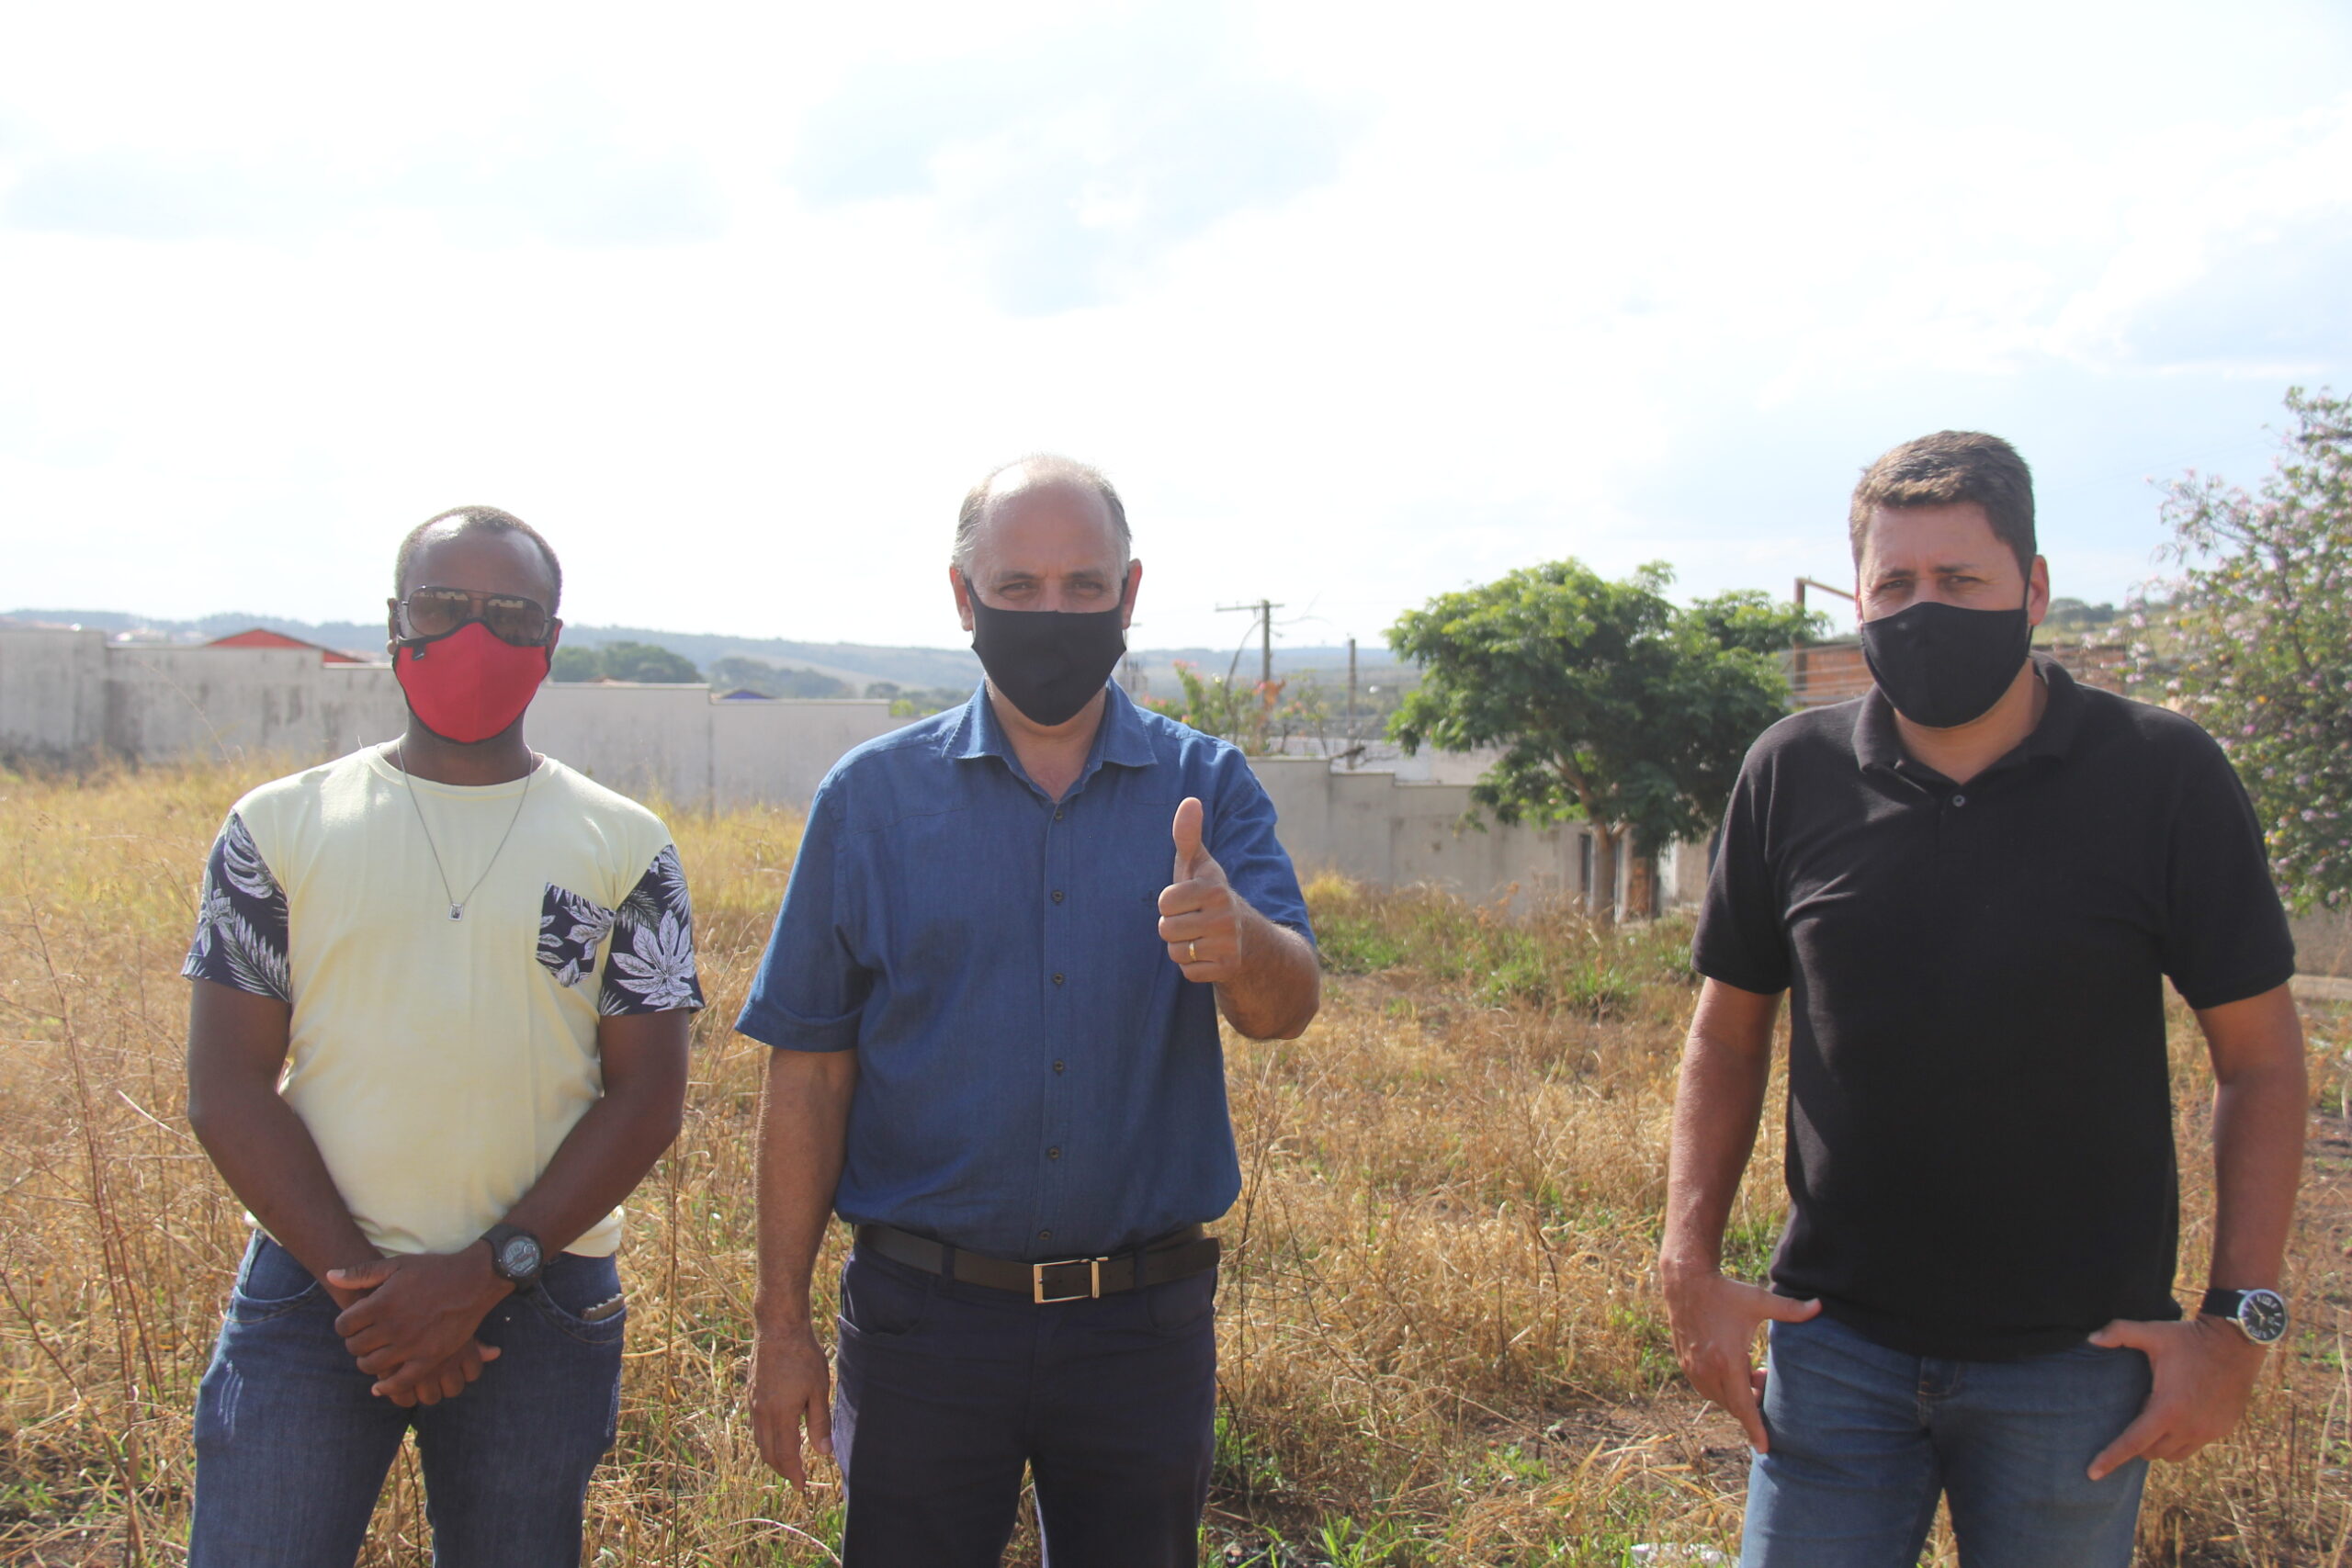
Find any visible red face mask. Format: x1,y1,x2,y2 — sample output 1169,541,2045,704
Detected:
394,620,551,743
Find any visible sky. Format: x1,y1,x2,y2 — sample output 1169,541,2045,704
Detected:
5,0,2349,653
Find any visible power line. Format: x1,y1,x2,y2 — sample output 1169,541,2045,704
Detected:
1216,599,1285,686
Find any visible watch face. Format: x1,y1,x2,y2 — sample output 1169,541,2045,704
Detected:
2240,1289,2289,1345
499,1235,542,1278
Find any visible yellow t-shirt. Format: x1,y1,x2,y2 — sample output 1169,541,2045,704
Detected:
183,746,703,1258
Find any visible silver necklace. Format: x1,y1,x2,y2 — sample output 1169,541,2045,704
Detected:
392,742,537,921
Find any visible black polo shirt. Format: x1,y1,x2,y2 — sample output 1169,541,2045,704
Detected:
1695,656,2294,1360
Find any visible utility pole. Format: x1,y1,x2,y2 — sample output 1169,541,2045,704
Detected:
1216,599,1284,686
1117,619,1143,694
1345,637,1358,766
1792,576,1856,616
1791,577,1857,707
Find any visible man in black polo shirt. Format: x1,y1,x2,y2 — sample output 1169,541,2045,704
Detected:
1661,431,2308,1567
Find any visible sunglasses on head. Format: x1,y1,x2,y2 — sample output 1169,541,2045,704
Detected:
399,586,554,648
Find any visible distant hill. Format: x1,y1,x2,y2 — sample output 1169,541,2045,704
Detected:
6,610,1414,696
8,609,987,690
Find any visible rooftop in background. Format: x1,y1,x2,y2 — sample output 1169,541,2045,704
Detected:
204,627,375,664
1786,637,2128,710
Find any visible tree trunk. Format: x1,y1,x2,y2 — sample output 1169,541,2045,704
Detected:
1629,851,1657,920
1590,824,1619,929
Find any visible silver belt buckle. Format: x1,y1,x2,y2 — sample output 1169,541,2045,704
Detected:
1032,1256,1107,1303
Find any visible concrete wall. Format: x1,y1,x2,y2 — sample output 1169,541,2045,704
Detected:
1254,754,1707,914
103,644,411,762
2291,910,2352,980
0,628,109,759
3,626,1693,914
0,627,900,813
531,685,907,811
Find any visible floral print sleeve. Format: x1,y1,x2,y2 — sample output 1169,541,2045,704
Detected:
183,812,292,1003
598,843,704,1015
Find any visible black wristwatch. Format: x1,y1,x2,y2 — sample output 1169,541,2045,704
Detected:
481,1224,546,1292
2199,1287,2289,1346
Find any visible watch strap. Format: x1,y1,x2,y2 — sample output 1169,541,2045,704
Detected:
2199,1287,2287,1343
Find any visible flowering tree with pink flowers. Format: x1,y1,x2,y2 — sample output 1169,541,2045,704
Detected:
2129,387,2352,911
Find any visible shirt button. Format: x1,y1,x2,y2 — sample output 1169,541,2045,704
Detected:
1053,807,1064,821
1052,890,1065,903
1039,1229,1052,1242
1952,793,1968,807
1047,1146,1061,1160
1052,973,1065,986
1054,1060,1066,1073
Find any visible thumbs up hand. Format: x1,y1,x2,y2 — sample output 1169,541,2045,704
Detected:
1159,796,1242,983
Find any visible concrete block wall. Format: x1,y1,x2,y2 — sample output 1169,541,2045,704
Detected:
0,628,109,760
6,626,1712,920
1253,754,1706,914
0,627,900,813
2290,911,2352,981
529,684,900,811
102,645,410,761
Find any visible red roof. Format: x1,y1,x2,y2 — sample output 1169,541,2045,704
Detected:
206,627,369,664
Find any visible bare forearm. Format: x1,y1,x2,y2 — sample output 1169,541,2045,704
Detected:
189,1082,378,1282
755,1051,856,1334
2209,1060,2307,1291
503,1090,685,1258
2196,986,2308,1294
1216,912,1320,1040
1660,1027,1773,1278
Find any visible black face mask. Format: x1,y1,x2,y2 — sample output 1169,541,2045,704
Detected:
1860,599,2033,729
964,575,1129,728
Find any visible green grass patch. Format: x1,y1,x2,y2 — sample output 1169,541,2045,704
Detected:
1305,876,1686,1017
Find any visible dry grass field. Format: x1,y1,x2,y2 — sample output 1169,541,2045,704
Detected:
1,757,2348,1565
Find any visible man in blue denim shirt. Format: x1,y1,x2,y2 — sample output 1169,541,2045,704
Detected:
738,455,1320,1568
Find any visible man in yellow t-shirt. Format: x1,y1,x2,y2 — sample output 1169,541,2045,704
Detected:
181,506,702,1568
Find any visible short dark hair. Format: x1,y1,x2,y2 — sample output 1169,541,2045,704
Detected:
393,505,563,613
954,455,1130,573
1849,432,2036,579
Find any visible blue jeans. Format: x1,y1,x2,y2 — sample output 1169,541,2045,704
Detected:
188,1234,626,1568
831,1246,1220,1568
1742,1314,2154,1568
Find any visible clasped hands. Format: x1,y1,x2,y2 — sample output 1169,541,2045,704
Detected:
1159,796,1244,983
1661,1265,2267,1477
323,1247,514,1407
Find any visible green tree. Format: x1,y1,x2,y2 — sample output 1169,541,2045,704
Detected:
709,656,852,698
1387,560,1818,921
865,681,971,717
2128,386,2352,911
1139,663,1330,755
597,641,701,683
549,645,605,682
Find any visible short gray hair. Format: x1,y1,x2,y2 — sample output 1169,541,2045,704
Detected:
953,454,1131,575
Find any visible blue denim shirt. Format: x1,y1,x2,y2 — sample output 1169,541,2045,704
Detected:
736,682,1314,1260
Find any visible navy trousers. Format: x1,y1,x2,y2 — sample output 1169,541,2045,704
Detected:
831,1245,1219,1568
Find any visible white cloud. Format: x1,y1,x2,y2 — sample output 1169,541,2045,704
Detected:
2,0,2348,651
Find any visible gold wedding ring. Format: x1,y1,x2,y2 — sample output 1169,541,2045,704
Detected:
1187,940,1199,963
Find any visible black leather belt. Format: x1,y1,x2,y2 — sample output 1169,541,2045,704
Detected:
854,1223,1220,1303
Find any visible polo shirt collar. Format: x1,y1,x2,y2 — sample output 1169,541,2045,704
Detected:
1853,651,2086,777
940,680,1158,775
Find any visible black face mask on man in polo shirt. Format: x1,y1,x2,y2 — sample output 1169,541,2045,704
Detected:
962,573,1130,728
1860,599,2034,729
